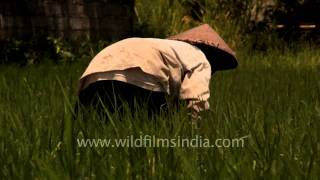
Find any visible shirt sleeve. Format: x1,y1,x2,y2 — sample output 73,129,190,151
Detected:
179,60,211,111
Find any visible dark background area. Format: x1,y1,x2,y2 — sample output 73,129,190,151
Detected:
0,0,319,65
0,0,134,41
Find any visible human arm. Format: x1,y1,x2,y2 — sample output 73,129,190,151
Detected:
179,61,211,121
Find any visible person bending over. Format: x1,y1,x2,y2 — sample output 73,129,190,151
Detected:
77,24,238,120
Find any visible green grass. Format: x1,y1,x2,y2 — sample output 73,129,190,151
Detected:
0,46,319,179
0,0,319,179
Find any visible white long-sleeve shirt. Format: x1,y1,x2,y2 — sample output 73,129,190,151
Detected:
78,38,212,111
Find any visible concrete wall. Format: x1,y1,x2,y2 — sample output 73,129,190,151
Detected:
0,0,134,41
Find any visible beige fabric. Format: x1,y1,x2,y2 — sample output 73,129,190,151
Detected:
78,38,212,111
79,68,164,93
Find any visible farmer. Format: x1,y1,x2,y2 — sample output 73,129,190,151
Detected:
77,24,237,119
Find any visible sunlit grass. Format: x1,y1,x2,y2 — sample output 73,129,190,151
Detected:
0,47,319,179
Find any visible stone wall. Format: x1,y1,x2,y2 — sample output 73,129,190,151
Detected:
0,0,134,41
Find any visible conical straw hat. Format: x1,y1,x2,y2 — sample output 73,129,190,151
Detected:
167,24,238,71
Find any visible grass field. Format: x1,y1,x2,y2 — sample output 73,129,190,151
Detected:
0,45,319,179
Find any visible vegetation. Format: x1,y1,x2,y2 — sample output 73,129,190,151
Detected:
1,45,319,179
0,0,319,179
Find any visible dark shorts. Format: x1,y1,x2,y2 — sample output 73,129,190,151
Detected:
78,80,170,115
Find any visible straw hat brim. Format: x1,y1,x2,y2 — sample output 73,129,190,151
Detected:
167,24,238,71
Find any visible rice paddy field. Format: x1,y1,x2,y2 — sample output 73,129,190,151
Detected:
0,44,319,179
1,0,320,179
